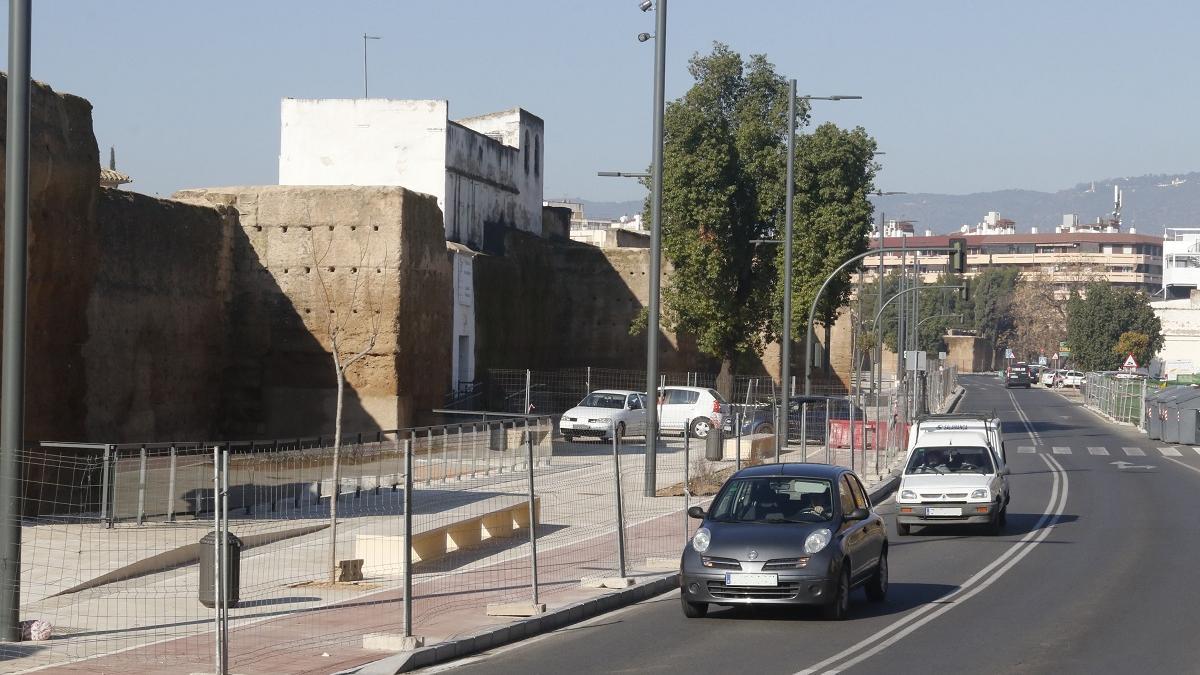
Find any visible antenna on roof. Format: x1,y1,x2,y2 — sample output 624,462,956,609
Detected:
109,146,115,171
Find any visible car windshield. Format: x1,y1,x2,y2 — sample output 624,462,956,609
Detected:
708,477,834,523
905,446,994,475
578,393,625,409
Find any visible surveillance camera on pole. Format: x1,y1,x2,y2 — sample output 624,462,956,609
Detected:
639,0,653,11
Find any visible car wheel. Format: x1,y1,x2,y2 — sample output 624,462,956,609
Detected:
755,424,774,436
563,434,574,442
865,548,888,603
681,594,708,618
822,566,851,620
998,506,1008,529
896,522,910,536
986,506,1003,535
690,418,711,439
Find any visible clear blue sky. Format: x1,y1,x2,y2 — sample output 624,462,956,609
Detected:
10,0,1198,202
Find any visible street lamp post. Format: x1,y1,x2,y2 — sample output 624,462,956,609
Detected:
362,33,381,98
646,0,668,497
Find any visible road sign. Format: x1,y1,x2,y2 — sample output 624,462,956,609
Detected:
1058,341,1071,355
1122,353,1138,370
1052,352,1059,360
1004,348,1015,359
1038,355,1047,366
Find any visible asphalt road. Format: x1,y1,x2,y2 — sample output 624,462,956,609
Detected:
426,374,1200,674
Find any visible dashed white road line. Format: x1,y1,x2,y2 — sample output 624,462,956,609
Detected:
1088,446,1109,455
1052,446,1072,455
1158,446,1182,457
1123,447,1145,456
1017,446,1036,454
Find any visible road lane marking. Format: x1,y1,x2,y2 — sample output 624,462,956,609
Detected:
1088,446,1109,455
1052,446,1071,454
1018,446,1036,454
1123,447,1145,456
1008,391,1041,443
1158,446,1182,457
1195,448,1200,457
797,450,1068,675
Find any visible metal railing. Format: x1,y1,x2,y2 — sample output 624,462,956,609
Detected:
1082,372,1149,429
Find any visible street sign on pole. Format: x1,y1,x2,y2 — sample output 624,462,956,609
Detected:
1122,353,1138,370
1004,348,1015,360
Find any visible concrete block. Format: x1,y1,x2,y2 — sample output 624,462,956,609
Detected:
481,511,515,538
486,602,546,617
445,521,483,552
644,557,679,571
723,433,773,461
337,558,364,582
362,633,424,652
581,576,636,589
510,497,541,529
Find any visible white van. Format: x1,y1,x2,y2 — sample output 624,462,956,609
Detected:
896,415,1010,536
907,413,1006,464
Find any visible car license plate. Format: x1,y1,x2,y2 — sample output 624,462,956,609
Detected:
724,572,778,587
927,507,962,516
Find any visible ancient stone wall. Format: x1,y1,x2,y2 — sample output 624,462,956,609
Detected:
85,190,234,440
174,186,453,436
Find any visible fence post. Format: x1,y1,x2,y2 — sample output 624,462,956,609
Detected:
526,420,540,608
167,446,177,523
611,420,627,579
735,412,742,471
424,429,433,486
220,450,230,673
211,445,223,675
824,401,832,465
683,422,690,547
848,397,856,473
1140,377,1149,431
137,445,147,526
524,369,532,416
403,437,414,639
456,425,464,480
471,424,479,478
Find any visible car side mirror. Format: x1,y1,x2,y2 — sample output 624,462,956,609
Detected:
687,505,707,519
999,467,1011,476
846,507,870,521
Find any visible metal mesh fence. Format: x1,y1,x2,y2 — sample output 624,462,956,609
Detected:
1082,372,1149,428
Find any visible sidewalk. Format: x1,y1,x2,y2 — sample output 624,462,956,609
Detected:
9,429,912,675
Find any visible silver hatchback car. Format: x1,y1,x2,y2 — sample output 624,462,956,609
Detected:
679,463,888,620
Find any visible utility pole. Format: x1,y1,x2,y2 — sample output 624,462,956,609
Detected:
779,79,796,459
362,33,381,98
1,0,32,642
644,0,667,497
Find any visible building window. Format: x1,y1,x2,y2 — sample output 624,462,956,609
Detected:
535,134,541,176
524,131,530,175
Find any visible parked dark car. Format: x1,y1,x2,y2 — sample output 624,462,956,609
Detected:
724,396,864,443
680,463,888,620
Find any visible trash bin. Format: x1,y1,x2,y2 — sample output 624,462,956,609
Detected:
1163,389,1200,444
199,530,242,608
1181,404,1200,446
705,422,724,461
1151,387,1194,442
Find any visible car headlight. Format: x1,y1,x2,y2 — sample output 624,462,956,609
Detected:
969,488,989,500
899,489,917,501
804,528,832,554
692,527,711,553
590,417,611,424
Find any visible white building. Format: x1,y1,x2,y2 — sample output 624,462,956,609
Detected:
1163,228,1200,300
279,99,544,250
278,98,547,391
1150,291,1200,380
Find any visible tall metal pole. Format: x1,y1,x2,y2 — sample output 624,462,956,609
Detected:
876,213,884,396
644,0,667,497
362,34,380,98
779,78,796,459
0,0,32,643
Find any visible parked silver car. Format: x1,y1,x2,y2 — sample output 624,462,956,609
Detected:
679,463,888,620
560,390,647,442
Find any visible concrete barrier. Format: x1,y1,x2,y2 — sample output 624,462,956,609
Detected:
354,498,541,576
721,433,773,461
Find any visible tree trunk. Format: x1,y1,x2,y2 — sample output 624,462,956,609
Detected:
329,360,344,583
716,358,735,402
823,323,833,380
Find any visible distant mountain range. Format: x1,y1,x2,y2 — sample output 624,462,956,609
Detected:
568,171,1200,236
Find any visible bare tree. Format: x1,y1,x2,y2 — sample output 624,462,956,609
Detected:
1010,261,1100,361
308,227,385,582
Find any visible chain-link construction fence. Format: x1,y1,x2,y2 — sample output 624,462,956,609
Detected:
1082,372,1150,429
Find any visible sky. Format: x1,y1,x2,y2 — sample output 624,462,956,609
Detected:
9,0,1200,202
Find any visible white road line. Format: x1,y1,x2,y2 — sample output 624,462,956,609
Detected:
1052,446,1072,454
1088,446,1109,455
1195,448,1200,457
1008,390,1040,443
1123,447,1145,456
797,453,1068,675
1017,446,1036,454
1158,446,1182,457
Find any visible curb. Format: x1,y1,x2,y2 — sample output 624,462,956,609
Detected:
346,573,680,674
869,384,966,505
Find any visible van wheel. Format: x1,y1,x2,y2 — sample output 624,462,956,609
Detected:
896,522,910,536
690,418,711,439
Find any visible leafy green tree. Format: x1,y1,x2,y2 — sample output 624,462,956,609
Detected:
1113,331,1151,367
967,267,1020,367
1066,282,1163,370
786,124,878,376
650,44,805,385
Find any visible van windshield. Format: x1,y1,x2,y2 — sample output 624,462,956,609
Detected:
906,446,994,475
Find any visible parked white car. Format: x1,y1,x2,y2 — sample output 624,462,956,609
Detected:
657,386,726,438
895,428,1011,536
1058,370,1085,388
560,390,647,442
1040,369,1061,387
